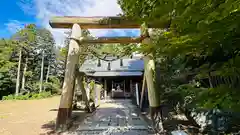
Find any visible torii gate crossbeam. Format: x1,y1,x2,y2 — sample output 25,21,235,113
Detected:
50,16,167,29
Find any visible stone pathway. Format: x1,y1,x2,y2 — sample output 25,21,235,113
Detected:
71,99,151,135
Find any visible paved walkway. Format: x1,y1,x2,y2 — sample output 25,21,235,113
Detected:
72,99,151,135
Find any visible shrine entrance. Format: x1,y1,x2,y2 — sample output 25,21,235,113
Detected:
111,79,125,98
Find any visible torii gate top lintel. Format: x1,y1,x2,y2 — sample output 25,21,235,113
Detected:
49,16,167,44
49,16,167,29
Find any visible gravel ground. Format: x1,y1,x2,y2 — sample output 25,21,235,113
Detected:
65,99,152,135
0,97,155,135
0,96,60,135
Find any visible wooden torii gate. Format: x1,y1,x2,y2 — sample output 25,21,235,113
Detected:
49,16,167,131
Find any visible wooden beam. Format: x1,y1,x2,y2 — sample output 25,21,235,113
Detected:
82,37,142,44
49,16,168,29
135,83,140,106
130,80,132,96
104,79,107,100
140,74,146,109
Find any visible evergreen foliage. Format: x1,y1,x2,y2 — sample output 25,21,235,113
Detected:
0,25,67,99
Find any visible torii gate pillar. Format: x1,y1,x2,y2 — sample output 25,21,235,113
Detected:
140,23,161,131
55,23,82,131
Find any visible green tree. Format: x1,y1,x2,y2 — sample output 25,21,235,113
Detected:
36,28,55,92
0,39,16,99
11,24,37,95
118,0,240,106
118,2,240,132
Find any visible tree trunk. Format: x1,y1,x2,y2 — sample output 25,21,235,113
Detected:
216,76,219,86
21,57,28,91
44,61,51,91
56,24,82,131
208,72,213,88
227,76,232,86
39,51,45,93
46,62,50,82
15,49,22,96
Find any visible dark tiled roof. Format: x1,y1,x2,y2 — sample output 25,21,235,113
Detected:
92,71,143,77
79,56,144,73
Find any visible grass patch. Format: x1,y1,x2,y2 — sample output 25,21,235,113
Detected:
2,91,54,100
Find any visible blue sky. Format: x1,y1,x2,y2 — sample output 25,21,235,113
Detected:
0,0,35,38
0,0,140,45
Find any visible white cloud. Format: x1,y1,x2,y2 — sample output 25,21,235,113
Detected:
5,20,27,34
19,0,140,46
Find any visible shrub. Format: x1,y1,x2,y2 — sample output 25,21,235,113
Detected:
44,76,61,94
37,91,52,99
2,91,52,100
15,94,30,100
165,82,240,112
2,94,15,100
